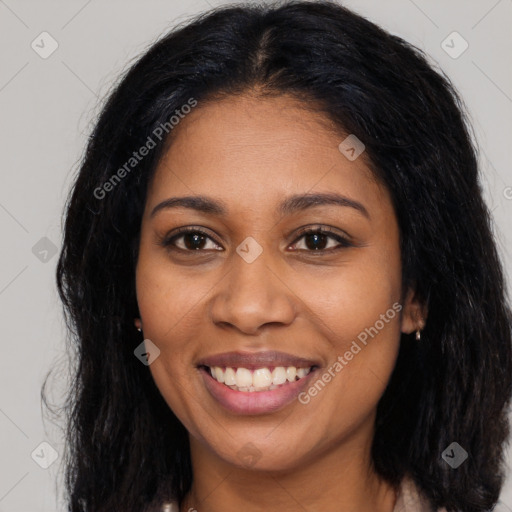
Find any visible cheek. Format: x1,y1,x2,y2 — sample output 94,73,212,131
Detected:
305,246,402,343
298,243,402,409
298,286,401,446
134,255,204,403
136,256,206,431
135,249,212,343
309,276,401,382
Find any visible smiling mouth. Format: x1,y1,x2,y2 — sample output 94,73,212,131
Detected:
199,364,318,392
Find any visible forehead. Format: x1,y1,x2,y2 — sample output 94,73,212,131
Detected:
146,93,388,218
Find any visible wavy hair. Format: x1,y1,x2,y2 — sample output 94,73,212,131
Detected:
49,1,512,511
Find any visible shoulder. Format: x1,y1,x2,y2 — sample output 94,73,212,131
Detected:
145,501,179,512
393,474,447,512
161,502,180,512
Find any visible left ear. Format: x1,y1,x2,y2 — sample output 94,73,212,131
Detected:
400,287,428,334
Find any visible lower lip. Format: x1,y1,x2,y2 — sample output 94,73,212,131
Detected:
199,366,318,415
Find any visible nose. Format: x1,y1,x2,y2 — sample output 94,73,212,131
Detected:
209,248,297,335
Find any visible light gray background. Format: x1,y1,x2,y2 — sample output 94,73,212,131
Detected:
1,0,511,510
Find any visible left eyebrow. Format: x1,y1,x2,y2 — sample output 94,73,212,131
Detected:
149,192,370,220
278,192,370,219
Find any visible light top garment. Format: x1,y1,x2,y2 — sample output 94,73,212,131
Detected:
393,475,447,512
159,474,447,512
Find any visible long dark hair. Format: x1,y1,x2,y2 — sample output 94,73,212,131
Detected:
48,1,512,510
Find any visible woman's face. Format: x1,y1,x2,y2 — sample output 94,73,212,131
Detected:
136,92,420,471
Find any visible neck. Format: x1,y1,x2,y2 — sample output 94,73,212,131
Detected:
180,425,397,512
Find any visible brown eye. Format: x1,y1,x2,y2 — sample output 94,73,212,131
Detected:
162,228,223,252
289,228,353,252
181,232,208,250
303,232,329,250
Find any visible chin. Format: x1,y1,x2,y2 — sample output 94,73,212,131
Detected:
205,433,314,473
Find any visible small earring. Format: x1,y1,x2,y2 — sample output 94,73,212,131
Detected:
416,329,421,341
134,318,142,332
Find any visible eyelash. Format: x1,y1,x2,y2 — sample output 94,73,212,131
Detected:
159,225,353,254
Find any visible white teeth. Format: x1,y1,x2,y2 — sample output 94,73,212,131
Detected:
214,367,224,383
253,368,272,388
286,366,297,382
296,368,308,379
208,365,313,391
235,368,253,388
272,366,287,385
224,367,236,386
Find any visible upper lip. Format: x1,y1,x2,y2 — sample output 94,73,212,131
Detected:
197,350,320,370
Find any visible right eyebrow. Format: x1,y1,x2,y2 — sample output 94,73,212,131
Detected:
150,196,227,218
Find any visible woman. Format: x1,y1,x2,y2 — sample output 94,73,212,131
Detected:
52,1,512,511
